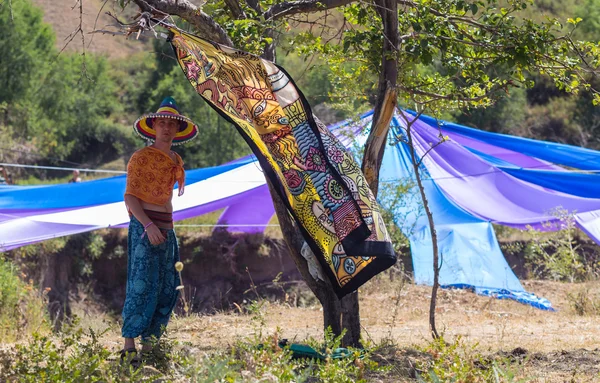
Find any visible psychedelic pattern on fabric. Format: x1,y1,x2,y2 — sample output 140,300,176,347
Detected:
167,28,396,297
125,146,185,206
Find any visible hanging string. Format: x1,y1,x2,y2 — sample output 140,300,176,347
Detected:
0,163,126,174
0,147,83,166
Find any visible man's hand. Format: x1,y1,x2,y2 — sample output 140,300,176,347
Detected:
146,224,166,245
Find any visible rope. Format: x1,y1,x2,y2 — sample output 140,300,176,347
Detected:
0,147,83,166
0,163,126,174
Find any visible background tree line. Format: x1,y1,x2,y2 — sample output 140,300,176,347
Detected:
0,0,331,181
0,0,598,184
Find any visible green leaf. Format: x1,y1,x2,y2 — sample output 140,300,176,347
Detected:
421,51,433,65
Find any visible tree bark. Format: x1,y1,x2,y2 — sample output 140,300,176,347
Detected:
262,28,277,63
264,178,342,335
132,0,233,45
361,0,399,195
340,291,361,346
264,0,357,20
340,0,398,347
361,87,397,195
223,0,246,19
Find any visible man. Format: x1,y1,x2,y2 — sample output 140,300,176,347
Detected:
68,169,82,183
120,97,198,364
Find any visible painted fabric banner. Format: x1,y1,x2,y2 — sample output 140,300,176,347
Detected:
167,28,396,297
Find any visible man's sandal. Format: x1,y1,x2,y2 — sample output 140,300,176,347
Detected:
119,347,141,368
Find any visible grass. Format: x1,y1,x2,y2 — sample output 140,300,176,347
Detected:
0,305,537,383
3,226,600,382
3,277,600,381
415,336,531,382
0,315,388,382
0,256,50,343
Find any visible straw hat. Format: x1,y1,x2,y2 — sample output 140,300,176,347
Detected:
134,97,199,145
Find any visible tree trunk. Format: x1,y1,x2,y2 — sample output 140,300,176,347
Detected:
340,0,398,347
262,28,276,63
264,179,343,335
133,0,391,348
406,124,440,339
360,0,399,193
41,253,72,330
261,27,352,344
340,291,361,346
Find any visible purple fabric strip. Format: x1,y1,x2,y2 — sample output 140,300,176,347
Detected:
107,187,269,230
0,221,104,252
216,185,275,233
443,130,563,170
398,112,600,244
5,110,600,251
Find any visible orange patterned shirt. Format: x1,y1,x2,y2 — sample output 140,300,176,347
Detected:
125,146,185,206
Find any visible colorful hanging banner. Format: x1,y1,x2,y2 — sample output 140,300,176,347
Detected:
167,28,396,297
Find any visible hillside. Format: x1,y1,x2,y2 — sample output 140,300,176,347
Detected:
31,0,151,59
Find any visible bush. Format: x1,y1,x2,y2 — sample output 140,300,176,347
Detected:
0,256,50,342
0,319,156,383
523,208,589,282
567,289,600,316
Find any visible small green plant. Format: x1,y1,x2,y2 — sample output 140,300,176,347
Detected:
0,256,50,342
0,318,157,382
524,208,588,282
416,336,530,382
567,289,600,316
159,326,389,382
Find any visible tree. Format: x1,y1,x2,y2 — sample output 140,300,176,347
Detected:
111,0,599,345
0,0,55,126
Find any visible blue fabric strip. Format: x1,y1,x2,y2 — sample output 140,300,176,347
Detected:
500,167,600,199
0,157,255,210
408,110,600,171
443,284,555,311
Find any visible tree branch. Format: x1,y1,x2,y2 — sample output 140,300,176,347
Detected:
395,0,494,32
224,0,247,19
245,0,262,13
398,84,502,103
264,0,357,21
132,0,233,46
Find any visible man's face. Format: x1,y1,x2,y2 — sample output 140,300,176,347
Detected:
154,118,179,143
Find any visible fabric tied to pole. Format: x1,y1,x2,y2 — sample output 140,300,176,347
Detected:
167,28,396,297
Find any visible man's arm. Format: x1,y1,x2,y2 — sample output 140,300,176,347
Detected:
124,195,152,226
124,194,166,245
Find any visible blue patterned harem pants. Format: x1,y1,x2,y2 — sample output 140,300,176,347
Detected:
121,217,180,342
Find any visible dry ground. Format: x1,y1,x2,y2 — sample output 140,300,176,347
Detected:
70,279,600,382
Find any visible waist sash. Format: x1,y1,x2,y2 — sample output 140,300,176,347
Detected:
143,209,174,230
